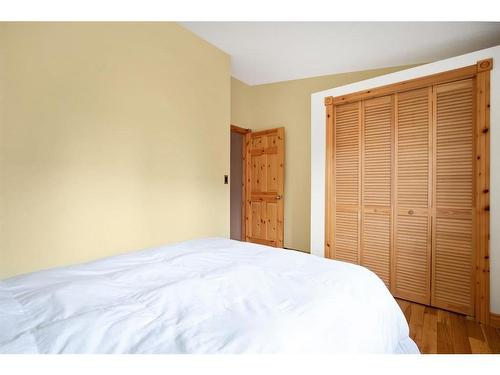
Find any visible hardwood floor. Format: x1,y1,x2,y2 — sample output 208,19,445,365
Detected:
396,298,500,354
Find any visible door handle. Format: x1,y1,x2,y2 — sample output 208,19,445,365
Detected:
276,195,282,200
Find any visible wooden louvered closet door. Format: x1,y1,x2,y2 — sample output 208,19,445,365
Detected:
393,88,432,305
432,79,475,315
327,61,491,320
332,102,361,263
360,96,393,286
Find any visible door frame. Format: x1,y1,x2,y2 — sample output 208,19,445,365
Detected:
230,124,251,240
324,59,492,324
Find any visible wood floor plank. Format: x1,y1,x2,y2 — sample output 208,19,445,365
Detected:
397,299,412,323
481,325,500,354
409,303,425,350
465,319,490,354
468,337,491,354
437,309,455,354
396,298,500,354
420,306,437,354
449,313,472,353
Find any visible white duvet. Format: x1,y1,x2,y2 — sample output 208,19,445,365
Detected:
0,238,419,354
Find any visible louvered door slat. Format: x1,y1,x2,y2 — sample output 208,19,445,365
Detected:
333,102,361,263
393,88,432,304
432,79,475,315
361,96,392,286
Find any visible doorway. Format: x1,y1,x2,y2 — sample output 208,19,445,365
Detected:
230,125,250,240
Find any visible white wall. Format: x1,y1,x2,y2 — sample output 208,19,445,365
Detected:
310,45,500,313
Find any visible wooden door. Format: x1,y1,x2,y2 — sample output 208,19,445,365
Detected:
361,96,393,286
245,128,285,247
331,102,362,263
393,87,433,305
431,79,475,315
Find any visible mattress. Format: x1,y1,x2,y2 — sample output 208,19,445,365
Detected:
0,238,419,353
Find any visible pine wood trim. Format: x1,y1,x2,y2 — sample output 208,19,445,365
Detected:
324,63,483,106
490,313,500,329
276,127,285,248
477,58,493,73
245,132,252,242
231,124,251,135
241,131,247,240
475,68,491,324
324,102,334,258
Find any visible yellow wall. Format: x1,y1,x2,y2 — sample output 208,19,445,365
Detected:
0,23,230,278
230,78,254,128
231,66,418,252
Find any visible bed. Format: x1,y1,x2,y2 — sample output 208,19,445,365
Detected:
0,238,419,354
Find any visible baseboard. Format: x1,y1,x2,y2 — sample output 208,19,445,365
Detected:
490,313,500,328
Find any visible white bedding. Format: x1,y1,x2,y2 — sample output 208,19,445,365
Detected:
0,238,419,354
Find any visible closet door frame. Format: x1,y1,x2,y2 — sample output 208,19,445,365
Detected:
324,58,492,324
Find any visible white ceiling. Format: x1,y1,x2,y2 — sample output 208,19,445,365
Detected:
181,22,500,85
